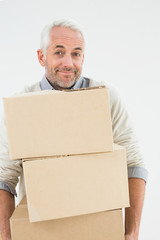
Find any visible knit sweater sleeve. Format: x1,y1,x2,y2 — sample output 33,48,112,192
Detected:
108,86,148,182
0,114,22,195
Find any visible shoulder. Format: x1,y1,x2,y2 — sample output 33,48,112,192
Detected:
23,82,41,93
88,78,122,108
11,82,41,97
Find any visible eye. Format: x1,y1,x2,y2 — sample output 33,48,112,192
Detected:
55,51,63,55
73,52,81,57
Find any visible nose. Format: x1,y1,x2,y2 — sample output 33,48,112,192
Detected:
61,54,73,68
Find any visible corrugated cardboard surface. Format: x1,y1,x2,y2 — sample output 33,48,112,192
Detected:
10,197,124,240
3,87,113,160
23,144,129,222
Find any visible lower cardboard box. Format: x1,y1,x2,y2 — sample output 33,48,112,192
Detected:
10,197,124,240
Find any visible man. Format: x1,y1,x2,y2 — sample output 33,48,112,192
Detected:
0,19,148,240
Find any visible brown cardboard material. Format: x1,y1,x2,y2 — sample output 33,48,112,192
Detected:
23,144,129,222
10,197,125,240
3,86,113,160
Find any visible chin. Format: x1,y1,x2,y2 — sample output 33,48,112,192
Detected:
59,84,74,89
59,80,76,89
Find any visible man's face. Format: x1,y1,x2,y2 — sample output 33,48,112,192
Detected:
38,26,84,90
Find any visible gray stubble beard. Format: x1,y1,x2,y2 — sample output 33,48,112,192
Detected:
45,67,82,90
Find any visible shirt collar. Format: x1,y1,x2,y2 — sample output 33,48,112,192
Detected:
40,75,84,91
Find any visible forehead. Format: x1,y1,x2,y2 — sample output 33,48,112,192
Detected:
49,26,84,50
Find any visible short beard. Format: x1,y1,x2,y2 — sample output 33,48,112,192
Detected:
45,66,81,90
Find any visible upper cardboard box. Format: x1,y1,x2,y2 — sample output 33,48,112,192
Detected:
3,86,113,160
10,197,125,240
23,144,129,223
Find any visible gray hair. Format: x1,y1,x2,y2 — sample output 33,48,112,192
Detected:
40,19,85,57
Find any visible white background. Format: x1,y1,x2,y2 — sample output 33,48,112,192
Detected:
0,0,160,239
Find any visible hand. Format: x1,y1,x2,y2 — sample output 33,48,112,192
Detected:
1,235,12,240
1,233,12,240
125,234,138,240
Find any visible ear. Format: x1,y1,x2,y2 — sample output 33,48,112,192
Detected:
82,53,84,64
37,49,45,67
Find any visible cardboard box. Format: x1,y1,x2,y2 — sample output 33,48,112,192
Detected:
10,197,125,240
3,86,113,160
23,144,129,222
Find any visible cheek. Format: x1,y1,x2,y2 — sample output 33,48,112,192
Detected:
46,55,62,68
47,62,60,71
74,60,83,70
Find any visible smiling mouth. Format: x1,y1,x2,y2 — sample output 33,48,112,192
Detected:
58,71,75,75
55,67,76,74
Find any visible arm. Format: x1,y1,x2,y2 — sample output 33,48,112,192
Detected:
0,115,22,240
125,178,146,240
0,190,15,240
108,86,148,239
